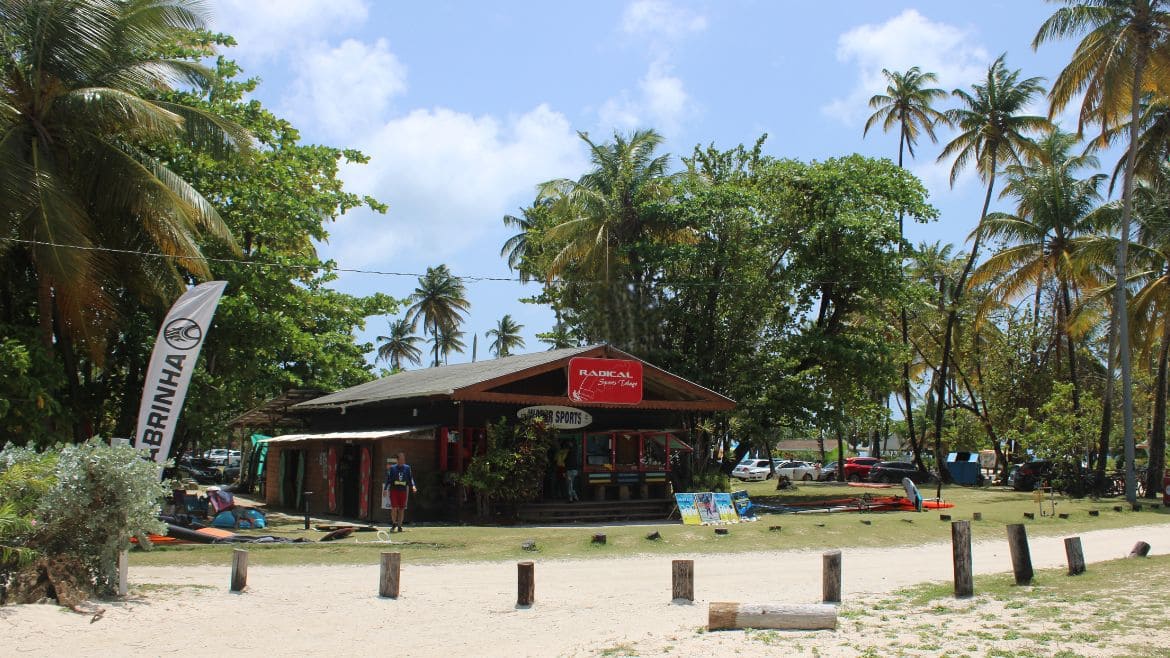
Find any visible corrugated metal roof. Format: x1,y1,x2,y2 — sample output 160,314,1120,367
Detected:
257,426,436,444
293,346,598,411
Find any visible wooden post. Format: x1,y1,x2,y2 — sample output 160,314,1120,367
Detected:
1130,541,1151,558
972,512,982,521
517,561,535,606
708,602,837,631
714,528,729,536
230,549,248,592
951,520,973,598
379,552,401,598
939,514,951,521
1023,512,1035,520
672,559,694,601
1006,524,1033,585
822,550,842,603
117,549,129,596
1064,537,1085,575
1089,510,1100,517
591,534,606,545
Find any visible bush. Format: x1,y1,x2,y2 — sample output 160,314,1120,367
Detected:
0,440,167,598
691,469,731,493
461,417,557,505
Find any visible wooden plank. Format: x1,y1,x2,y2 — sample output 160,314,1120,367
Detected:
1064,537,1085,576
672,559,694,601
952,520,973,597
822,550,842,603
230,549,248,592
708,602,837,631
379,552,401,598
1007,524,1033,585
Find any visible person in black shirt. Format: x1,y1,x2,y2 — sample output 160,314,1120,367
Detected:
383,452,417,532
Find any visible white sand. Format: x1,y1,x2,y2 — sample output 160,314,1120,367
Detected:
3,522,1168,657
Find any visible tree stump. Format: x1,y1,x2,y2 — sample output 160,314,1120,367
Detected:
714,528,729,536
379,552,401,598
952,520,973,598
646,531,662,541
1006,524,1033,585
517,561,535,606
1023,512,1035,520
940,514,951,521
591,534,606,545
822,550,842,603
1089,510,1100,517
972,512,982,521
230,549,248,593
1058,513,1069,519
521,539,537,551
1064,537,1085,576
1130,541,1151,558
769,525,783,532
672,559,694,601
708,602,837,631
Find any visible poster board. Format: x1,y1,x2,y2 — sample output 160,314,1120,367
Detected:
676,492,746,525
675,493,702,525
731,490,755,519
715,493,738,523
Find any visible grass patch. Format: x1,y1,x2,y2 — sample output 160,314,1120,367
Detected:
130,483,1169,568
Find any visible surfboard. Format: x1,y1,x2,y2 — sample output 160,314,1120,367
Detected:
902,477,923,512
327,445,338,514
358,446,372,520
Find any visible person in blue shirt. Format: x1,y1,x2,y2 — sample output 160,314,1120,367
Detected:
383,452,417,532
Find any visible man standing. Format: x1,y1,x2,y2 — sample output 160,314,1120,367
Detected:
383,452,417,532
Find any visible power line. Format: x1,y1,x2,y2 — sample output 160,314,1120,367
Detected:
0,236,905,289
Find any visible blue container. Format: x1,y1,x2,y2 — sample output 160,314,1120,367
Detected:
946,451,984,485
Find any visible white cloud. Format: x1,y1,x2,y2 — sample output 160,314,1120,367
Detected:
209,0,369,61
621,0,707,41
284,38,408,140
823,9,990,125
328,104,588,269
599,61,693,133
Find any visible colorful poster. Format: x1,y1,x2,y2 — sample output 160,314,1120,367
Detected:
675,493,701,525
731,490,755,519
695,492,720,524
714,493,738,523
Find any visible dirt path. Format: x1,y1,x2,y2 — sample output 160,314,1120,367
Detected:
3,522,1168,657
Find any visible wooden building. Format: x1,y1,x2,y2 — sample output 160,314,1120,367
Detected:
254,345,734,521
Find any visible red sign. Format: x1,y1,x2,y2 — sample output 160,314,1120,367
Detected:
568,357,643,405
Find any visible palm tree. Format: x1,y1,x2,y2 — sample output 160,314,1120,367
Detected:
375,318,423,370
433,328,466,365
486,314,525,358
536,129,686,350
500,199,551,283
0,0,248,352
934,55,1049,487
537,324,577,350
405,265,470,367
969,128,1105,413
864,66,949,465
1035,0,1170,503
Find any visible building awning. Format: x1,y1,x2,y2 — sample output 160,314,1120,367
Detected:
257,427,436,444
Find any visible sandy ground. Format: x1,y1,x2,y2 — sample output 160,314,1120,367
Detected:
3,522,1169,657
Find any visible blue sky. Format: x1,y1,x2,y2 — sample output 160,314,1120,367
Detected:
207,1,1096,366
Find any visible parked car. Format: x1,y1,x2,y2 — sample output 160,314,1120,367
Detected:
867,461,930,484
1009,460,1054,491
843,457,881,482
772,460,821,482
732,458,775,481
203,448,229,464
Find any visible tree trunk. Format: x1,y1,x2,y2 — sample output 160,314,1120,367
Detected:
934,163,998,497
1096,311,1118,481
1145,321,1169,499
896,123,918,470
1118,55,1145,504
1059,280,1081,413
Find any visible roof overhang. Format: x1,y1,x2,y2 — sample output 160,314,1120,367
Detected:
257,426,436,444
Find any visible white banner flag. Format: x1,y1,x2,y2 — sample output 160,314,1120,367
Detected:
134,281,227,464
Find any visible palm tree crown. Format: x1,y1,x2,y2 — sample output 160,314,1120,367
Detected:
405,265,470,367
864,67,950,164
486,314,525,358
376,318,423,370
0,0,250,348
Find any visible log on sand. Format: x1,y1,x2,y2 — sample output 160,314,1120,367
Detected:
708,602,837,631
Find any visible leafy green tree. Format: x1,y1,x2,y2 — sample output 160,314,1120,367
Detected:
406,265,471,367
864,65,949,463
461,417,556,517
536,324,577,349
1035,0,1170,503
935,55,1049,481
377,318,423,370
486,314,525,357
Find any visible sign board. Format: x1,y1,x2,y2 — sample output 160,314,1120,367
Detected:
568,357,643,405
517,405,593,429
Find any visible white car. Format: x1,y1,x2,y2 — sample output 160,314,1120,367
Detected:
732,459,774,481
772,460,821,482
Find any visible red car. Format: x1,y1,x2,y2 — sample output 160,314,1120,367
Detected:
843,457,881,482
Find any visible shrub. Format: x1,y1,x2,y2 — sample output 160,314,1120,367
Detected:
1,440,167,598
461,417,557,505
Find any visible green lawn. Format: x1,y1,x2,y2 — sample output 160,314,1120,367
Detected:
130,482,1168,568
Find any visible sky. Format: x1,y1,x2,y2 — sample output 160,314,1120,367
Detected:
204,0,1097,367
